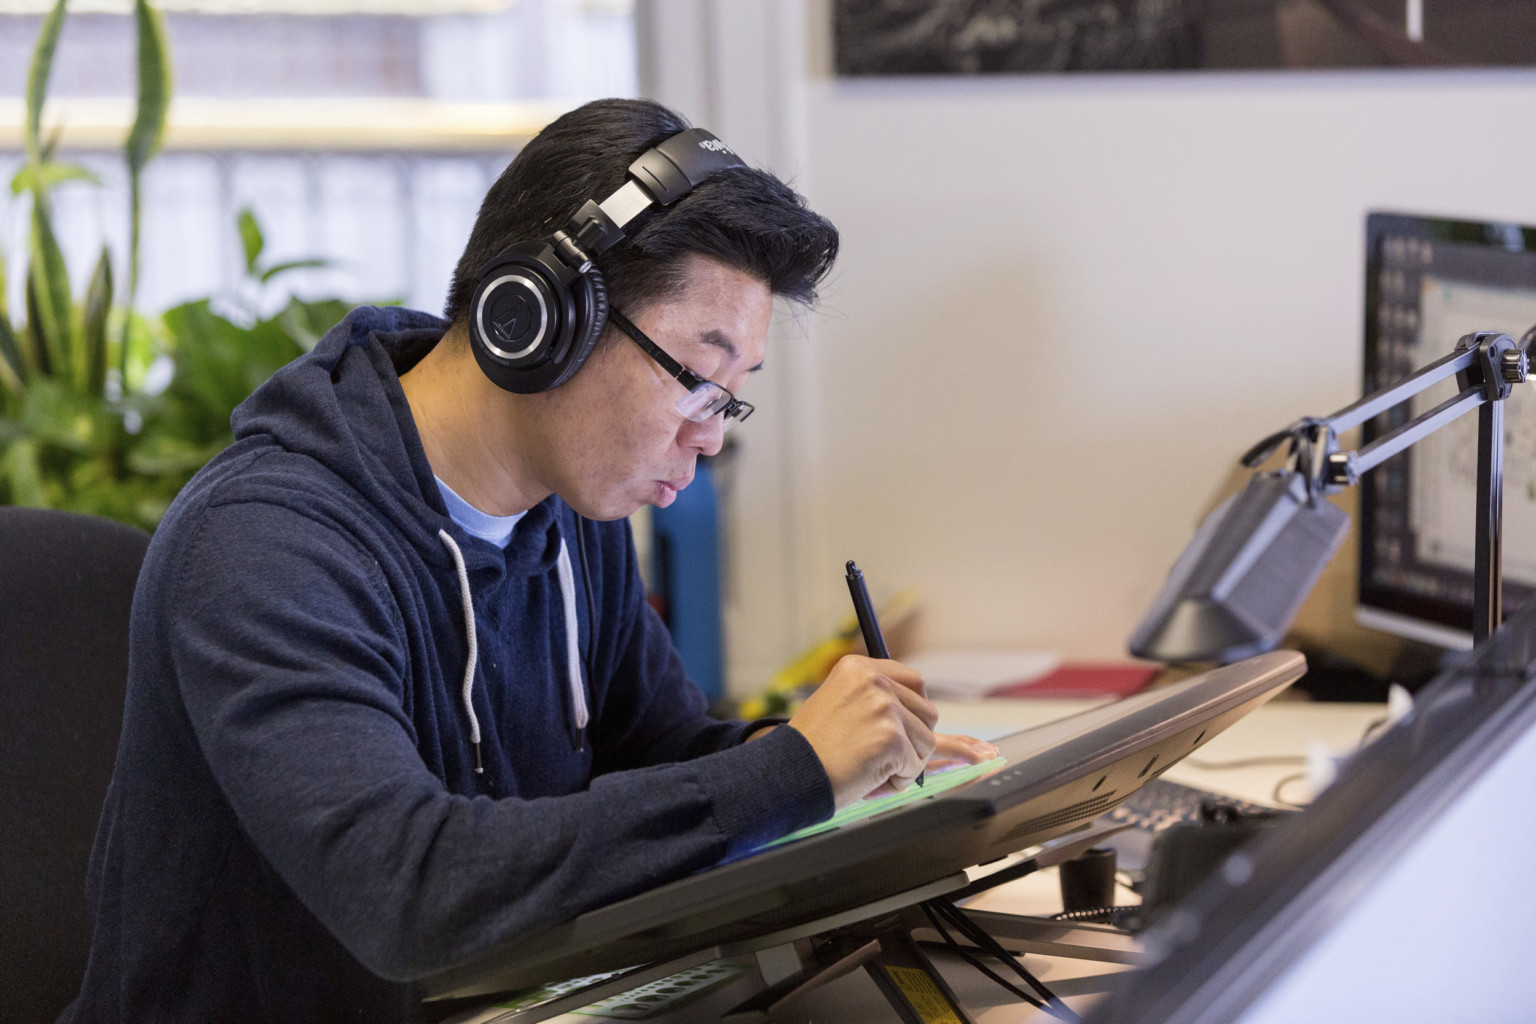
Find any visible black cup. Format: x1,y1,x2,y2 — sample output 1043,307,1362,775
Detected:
1059,846,1117,912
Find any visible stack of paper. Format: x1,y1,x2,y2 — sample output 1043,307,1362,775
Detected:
903,650,1061,700
906,649,1161,700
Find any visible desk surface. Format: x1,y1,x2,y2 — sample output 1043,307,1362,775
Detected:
458,696,1389,1024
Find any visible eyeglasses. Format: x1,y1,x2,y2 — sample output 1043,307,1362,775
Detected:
608,308,755,427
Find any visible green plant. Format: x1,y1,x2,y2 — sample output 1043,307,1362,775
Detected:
0,0,168,526
139,213,353,511
0,0,361,530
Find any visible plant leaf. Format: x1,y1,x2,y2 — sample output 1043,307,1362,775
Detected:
125,434,228,476
24,272,51,377
28,195,74,385
0,315,25,396
125,0,171,175
25,0,69,166
238,207,264,275
40,123,64,164
122,0,172,383
275,297,353,352
83,246,113,397
1,437,48,507
258,258,331,284
17,377,102,455
10,160,102,196
122,173,142,382
0,244,27,387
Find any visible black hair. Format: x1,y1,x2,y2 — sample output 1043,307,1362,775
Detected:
443,98,839,328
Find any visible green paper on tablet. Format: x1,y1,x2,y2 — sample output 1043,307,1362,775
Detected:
763,756,1008,849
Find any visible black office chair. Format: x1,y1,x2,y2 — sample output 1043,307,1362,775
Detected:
0,507,150,1023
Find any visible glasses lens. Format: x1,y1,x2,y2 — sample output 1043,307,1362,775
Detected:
676,382,732,422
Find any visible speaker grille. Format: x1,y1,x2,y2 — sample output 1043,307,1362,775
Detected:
998,791,1120,845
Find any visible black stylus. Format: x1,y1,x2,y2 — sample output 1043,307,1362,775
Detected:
845,560,924,787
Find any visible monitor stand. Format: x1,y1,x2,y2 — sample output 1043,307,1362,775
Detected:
445,827,1143,1024
719,825,1142,1023
724,903,978,1024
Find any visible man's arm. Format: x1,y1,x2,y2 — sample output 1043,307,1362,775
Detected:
167,501,831,983
748,674,999,808
578,518,995,807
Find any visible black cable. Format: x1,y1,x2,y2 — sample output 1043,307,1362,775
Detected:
1268,714,1388,807
1359,715,1391,744
1271,772,1310,808
1181,710,1399,811
1189,714,1391,774
1183,755,1306,770
919,904,1046,1012
932,901,1079,1023
1049,906,1121,923
942,902,1069,1017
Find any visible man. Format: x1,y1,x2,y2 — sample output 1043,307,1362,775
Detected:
64,98,995,1022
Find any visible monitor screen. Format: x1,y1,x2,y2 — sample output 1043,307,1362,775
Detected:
1085,593,1536,1024
1359,211,1536,649
420,652,1305,1001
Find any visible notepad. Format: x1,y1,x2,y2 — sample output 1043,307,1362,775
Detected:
760,756,1008,850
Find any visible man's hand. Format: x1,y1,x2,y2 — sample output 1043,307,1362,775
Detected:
858,732,1001,800
785,655,996,809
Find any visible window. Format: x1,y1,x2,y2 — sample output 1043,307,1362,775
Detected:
0,0,636,316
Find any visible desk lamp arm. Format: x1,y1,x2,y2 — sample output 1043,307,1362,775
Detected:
1322,331,1530,488
1243,330,1531,646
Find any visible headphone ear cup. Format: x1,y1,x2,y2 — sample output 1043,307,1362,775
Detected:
541,268,609,392
469,241,581,394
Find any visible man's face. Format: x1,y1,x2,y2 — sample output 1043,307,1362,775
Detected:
533,255,771,520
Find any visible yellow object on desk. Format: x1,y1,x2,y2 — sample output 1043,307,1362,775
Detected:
738,588,920,719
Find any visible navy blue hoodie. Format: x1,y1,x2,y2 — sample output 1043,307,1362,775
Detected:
63,307,833,1022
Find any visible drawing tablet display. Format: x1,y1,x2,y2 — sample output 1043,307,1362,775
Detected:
423,651,1305,1001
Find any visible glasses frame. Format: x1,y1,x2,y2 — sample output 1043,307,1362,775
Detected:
608,308,755,425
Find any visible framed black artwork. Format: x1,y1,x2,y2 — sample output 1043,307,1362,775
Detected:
833,1,1536,76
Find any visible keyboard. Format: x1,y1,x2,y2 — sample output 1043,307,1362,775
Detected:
1107,777,1278,833
1100,778,1284,875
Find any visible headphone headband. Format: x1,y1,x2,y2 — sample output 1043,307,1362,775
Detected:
552,129,746,274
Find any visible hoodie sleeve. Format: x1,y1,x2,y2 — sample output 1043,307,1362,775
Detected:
168,498,832,984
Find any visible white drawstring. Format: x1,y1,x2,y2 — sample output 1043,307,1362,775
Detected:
438,527,589,774
438,529,482,773
556,539,590,733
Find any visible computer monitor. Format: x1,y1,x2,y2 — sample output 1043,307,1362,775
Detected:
1358,211,1536,650
421,651,1305,1001
1085,587,1536,1024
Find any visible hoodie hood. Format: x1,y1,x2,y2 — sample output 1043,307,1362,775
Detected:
230,305,578,768
230,305,561,578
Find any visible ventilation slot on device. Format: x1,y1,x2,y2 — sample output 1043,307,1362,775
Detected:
998,791,1121,845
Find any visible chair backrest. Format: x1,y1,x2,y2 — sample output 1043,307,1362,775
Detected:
0,507,150,1023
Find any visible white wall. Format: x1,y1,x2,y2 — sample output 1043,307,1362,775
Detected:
639,2,1536,690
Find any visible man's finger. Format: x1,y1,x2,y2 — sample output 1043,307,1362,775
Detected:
866,657,926,696
883,674,938,730
930,733,999,764
891,700,936,768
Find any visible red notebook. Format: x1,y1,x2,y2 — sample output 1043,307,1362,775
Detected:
991,663,1160,700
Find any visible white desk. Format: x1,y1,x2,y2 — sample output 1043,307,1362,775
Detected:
460,697,1390,1024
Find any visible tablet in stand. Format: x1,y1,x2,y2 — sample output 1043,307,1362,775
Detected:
426,651,1306,1022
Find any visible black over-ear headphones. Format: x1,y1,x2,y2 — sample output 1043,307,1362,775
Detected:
469,127,746,394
